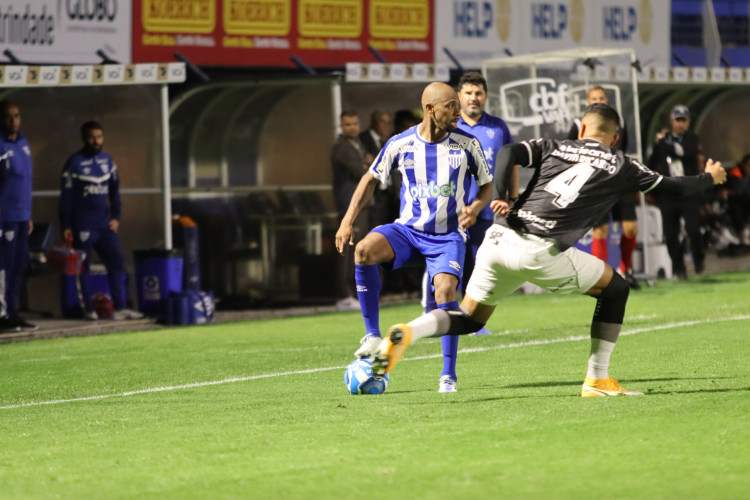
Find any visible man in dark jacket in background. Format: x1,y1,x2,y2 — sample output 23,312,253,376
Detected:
332,111,373,310
647,104,705,279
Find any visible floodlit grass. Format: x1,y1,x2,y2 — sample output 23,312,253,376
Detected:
1,272,749,500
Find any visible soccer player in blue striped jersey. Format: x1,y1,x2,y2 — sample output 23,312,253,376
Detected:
335,82,496,366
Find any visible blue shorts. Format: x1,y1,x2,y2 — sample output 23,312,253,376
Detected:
372,223,466,280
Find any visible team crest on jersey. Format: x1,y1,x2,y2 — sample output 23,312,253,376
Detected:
83,167,91,175
449,261,461,272
101,163,109,174
447,149,463,169
4,230,14,242
486,130,495,139
79,231,90,242
23,146,31,156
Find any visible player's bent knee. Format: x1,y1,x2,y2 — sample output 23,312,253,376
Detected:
354,240,377,265
593,272,629,325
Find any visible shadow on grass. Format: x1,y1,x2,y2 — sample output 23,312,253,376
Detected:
644,386,750,396
501,376,735,390
385,377,742,399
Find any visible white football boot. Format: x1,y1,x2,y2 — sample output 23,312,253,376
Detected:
438,375,457,393
354,334,382,359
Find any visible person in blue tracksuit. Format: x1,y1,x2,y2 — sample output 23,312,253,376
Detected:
60,121,143,321
0,100,37,332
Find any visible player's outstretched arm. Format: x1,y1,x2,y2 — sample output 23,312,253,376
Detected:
335,172,379,255
650,158,726,198
704,158,727,184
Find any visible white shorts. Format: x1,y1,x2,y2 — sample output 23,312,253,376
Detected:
465,224,606,306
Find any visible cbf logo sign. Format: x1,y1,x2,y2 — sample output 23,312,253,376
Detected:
499,78,575,132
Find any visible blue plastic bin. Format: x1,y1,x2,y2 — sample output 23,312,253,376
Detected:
134,249,183,316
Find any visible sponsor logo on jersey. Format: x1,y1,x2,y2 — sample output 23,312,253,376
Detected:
83,184,109,197
517,209,557,229
409,181,457,199
356,285,368,292
376,162,385,174
402,158,415,168
447,149,463,169
449,261,461,272
447,143,463,150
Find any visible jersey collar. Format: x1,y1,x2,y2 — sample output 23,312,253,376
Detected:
414,125,451,145
458,112,486,128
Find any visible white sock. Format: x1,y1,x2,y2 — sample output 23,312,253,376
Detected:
407,313,443,342
586,338,616,380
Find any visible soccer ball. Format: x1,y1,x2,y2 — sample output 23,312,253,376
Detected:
344,359,389,395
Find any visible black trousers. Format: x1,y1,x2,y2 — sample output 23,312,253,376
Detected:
659,197,704,273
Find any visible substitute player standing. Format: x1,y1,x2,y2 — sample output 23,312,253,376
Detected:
335,82,496,365
425,72,516,392
60,121,143,321
0,100,37,331
372,104,726,397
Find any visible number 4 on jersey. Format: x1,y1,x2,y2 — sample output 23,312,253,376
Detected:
544,162,596,208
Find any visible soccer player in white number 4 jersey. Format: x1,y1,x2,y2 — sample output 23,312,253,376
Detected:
335,83,497,366
371,103,727,397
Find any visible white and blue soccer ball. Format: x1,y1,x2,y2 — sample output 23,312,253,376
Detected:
344,359,389,395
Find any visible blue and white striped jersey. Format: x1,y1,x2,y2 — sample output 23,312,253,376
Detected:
369,125,492,239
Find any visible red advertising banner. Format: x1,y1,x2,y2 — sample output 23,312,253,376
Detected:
132,0,434,67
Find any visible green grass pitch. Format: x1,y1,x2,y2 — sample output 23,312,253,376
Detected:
1,272,749,499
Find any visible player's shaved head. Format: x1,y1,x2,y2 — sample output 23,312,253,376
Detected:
421,82,456,109
419,82,461,140
578,103,621,147
581,103,619,135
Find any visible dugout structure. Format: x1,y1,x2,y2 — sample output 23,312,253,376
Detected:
482,49,658,278
166,64,449,304
0,63,185,314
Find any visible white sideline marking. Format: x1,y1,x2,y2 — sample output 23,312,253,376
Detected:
2,315,747,410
